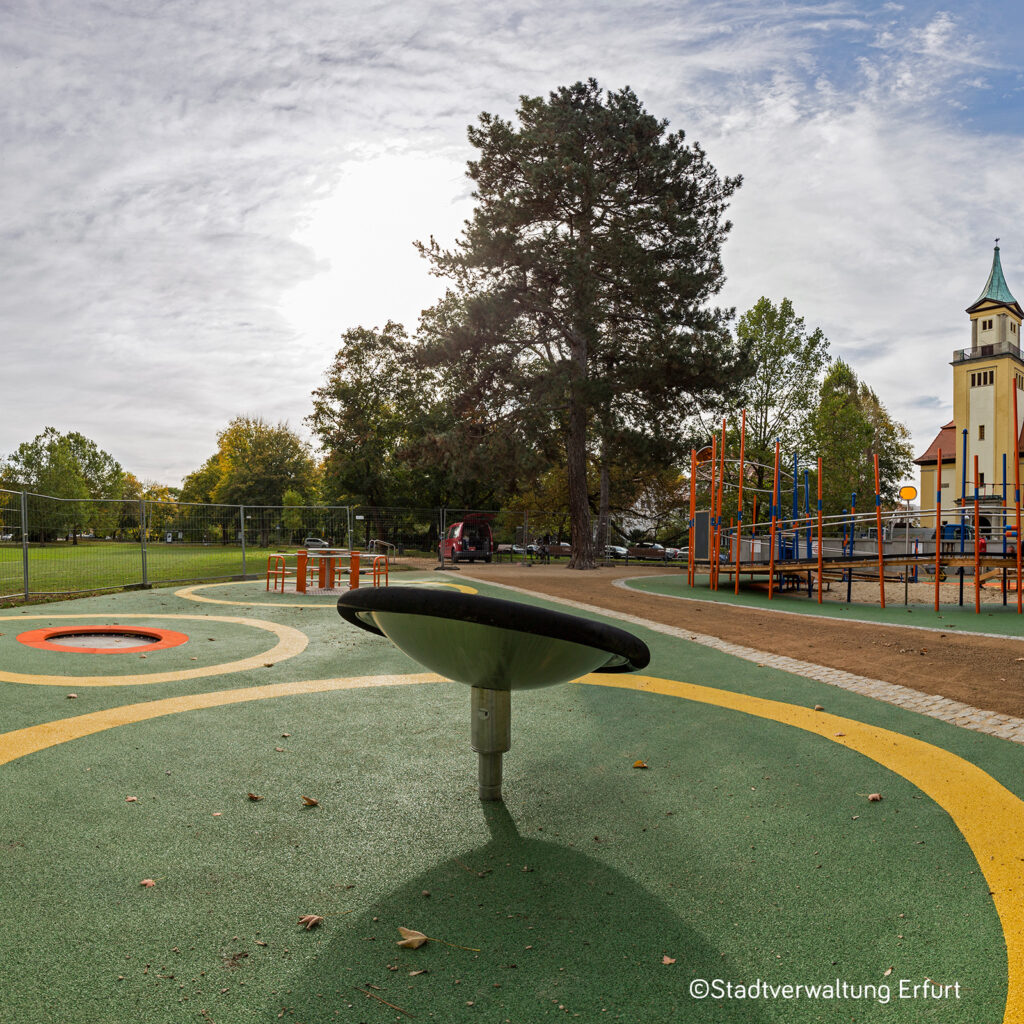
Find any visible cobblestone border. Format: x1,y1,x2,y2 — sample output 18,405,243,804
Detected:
481,578,1024,745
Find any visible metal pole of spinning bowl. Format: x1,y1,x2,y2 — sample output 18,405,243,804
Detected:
471,687,511,800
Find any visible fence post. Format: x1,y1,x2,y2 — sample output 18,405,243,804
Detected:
20,491,29,602
239,506,247,576
139,500,148,587
521,510,529,566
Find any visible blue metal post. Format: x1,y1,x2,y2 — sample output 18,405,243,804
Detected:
804,469,811,558
960,428,968,606
1004,452,1009,554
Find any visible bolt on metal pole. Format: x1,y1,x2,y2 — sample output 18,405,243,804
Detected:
139,500,148,586
21,491,29,601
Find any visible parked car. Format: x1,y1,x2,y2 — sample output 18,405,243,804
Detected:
605,544,628,559
440,519,494,563
303,537,330,548
663,546,686,560
627,542,668,560
0,533,13,542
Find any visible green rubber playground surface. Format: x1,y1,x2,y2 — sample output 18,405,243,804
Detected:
1,576,1021,1022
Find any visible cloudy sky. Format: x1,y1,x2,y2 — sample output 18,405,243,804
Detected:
2,0,1023,488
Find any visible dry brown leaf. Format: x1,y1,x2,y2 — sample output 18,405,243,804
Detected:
813,704,824,711
883,966,893,977
301,796,319,807
397,927,429,949
409,969,428,976
274,747,285,752
662,955,676,964
281,733,291,738
632,760,649,769
247,793,263,802
298,914,324,930
125,796,138,803
140,879,156,888
66,693,78,699
868,793,883,802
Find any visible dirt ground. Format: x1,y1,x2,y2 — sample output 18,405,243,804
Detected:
412,560,1024,720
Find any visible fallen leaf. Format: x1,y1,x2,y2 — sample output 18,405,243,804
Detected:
255,940,268,947
301,796,319,807
247,793,263,802
298,914,324,930
632,760,649,769
66,693,78,699
125,796,138,803
397,928,429,949
263,663,274,668
275,747,285,752
281,733,291,738
409,969,428,976
868,793,883,802
813,704,824,711
662,955,676,964
212,812,222,817
140,879,156,888
883,966,893,977
834,732,846,737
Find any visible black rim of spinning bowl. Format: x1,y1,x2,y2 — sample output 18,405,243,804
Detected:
337,588,650,674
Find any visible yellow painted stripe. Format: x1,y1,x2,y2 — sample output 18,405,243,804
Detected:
585,673,1023,1022
0,673,442,764
0,614,307,686
174,579,478,606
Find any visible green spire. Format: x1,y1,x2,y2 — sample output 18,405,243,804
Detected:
973,244,1018,307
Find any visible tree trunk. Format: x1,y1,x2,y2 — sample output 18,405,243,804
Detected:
567,391,594,569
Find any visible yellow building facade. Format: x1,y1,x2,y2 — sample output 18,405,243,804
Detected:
916,246,1024,534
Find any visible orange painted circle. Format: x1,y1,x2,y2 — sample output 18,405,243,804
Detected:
17,626,190,654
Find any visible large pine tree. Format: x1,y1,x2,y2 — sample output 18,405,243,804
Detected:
416,80,752,568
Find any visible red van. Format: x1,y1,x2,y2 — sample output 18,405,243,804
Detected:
440,519,494,563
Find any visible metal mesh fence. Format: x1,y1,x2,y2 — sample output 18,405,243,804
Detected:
2,488,698,601
0,489,24,599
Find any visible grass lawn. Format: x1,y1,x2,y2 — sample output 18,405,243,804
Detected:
0,542,258,598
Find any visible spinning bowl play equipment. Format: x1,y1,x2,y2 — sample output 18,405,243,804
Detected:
337,588,650,800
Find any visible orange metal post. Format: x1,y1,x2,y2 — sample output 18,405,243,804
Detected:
768,441,780,600
974,455,981,614
1016,386,1022,614
296,550,308,594
816,458,823,604
688,449,697,587
349,551,360,590
735,409,746,594
935,450,942,613
873,453,885,609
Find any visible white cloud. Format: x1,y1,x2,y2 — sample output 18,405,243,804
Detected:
0,0,1020,486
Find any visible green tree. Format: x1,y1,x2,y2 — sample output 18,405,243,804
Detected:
727,297,830,514
281,488,305,543
416,80,751,567
308,323,428,508
180,418,316,547
1,428,124,542
804,360,913,516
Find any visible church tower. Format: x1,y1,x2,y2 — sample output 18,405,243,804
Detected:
916,245,1024,532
